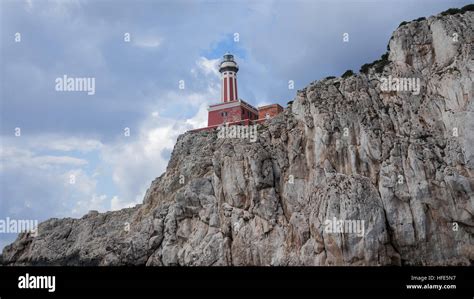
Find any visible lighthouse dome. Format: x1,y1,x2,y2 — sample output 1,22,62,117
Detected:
223,52,234,61
219,53,239,73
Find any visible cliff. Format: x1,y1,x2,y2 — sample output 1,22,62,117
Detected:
2,10,473,266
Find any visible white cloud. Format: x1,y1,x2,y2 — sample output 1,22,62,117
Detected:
72,193,111,215
148,91,208,112
63,168,97,198
0,145,102,221
0,146,88,171
185,102,209,129
111,195,137,210
24,0,34,12
101,116,186,207
196,57,220,77
2,135,103,153
35,0,81,19
2,97,213,221
98,87,217,208
134,36,163,49
38,137,103,152
33,155,88,167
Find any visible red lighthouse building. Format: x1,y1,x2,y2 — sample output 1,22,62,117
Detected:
193,53,283,132
207,53,260,127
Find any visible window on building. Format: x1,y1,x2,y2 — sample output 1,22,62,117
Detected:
221,111,228,117
265,113,270,119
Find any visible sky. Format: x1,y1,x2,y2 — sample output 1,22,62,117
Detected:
0,0,470,249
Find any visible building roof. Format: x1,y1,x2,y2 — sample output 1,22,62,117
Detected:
257,103,284,110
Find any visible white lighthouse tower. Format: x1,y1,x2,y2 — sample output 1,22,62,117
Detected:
219,52,239,103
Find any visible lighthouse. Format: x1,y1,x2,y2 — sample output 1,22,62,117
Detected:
219,52,239,103
200,53,282,129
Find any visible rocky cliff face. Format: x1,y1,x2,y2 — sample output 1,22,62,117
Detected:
2,10,473,266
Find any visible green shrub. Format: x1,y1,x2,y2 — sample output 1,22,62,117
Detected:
439,5,474,16
461,4,474,12
359,63,371,74
374,61,388,73
398,21,408,28
325,76,336,80
398,17,425,29
341,70,354,78
440,8,461,16
359,52,389,74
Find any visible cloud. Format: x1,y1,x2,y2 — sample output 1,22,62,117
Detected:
1,135,103,154
1,147,95,208
195,57,220,77
43,137,103,152
0,141,105,249
185,102,209,129
0,146,88,171
72,193,111,215
134,36,163,49
100,90,214,208
0,85,216,232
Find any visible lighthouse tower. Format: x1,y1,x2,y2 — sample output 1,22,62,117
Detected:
219,53,239,103
201,52,281,129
